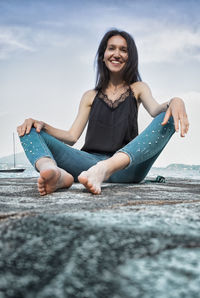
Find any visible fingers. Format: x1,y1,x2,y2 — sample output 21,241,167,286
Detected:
17,118,43,137
162,98,189,137
17,118,33,136
180,114,189,137
25,120,33,135
162,109,179,133
185,116,190,134
17,125,26,137
173,104,189,137
172,112,179,133
161,109,171,126
33,121,44,133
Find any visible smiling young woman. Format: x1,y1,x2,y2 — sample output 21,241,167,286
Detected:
17,29,189,195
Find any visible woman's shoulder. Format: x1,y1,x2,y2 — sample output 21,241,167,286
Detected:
130,81,150,100
130,81,149,92
81,89,98,106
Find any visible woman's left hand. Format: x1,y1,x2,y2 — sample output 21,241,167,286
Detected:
161,97,189,137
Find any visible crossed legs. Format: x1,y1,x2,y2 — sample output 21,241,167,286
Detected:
35,152,129,195
20,112,174,195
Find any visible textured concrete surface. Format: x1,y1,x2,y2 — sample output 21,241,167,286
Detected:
0,178,200,298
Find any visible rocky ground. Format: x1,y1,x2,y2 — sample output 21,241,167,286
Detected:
0,177,200,298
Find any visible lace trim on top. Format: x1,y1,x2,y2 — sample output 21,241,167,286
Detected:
98,87,132,109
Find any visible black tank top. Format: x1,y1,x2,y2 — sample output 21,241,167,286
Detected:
81,87,138,154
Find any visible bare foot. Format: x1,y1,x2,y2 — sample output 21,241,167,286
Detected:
37,167,74,196
78,161,110,195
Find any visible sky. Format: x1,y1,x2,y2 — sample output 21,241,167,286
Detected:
0,0,200,166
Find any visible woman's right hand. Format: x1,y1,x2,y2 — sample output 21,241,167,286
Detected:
17,118,44,137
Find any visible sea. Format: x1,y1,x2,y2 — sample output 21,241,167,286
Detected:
0,164,200,180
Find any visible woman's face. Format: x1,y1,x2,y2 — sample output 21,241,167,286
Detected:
103,35,128,74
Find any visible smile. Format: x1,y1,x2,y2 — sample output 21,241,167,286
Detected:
110,60,122,64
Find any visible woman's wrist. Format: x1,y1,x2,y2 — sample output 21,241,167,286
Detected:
42,122,49,132
166,99,172,109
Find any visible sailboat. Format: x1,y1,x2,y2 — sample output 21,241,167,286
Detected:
0,133,25,173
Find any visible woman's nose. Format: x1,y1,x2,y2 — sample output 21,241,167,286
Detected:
113,49,120,57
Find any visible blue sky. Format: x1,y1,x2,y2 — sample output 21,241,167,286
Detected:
1,0,200,166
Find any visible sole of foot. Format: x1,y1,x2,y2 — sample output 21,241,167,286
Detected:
38,168,74,196
78,175,101,195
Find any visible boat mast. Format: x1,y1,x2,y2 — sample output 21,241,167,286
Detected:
13,132,16,168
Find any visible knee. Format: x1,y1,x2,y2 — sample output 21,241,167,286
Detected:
20,127,37,141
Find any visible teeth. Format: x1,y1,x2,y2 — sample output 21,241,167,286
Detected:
111,61,120,64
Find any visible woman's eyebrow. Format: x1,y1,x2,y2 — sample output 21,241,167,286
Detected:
107,44,127,49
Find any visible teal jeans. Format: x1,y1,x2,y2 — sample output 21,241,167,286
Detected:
20,112,175,183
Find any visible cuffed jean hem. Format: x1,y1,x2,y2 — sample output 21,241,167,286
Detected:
115,149,134,170
33,156,56,172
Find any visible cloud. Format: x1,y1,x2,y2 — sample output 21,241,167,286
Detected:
0,24,77,60
38,21,66,28
0,0,200,65
0,26,35,59
136,24,200,63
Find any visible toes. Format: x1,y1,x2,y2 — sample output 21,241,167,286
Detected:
40,191,47,196
87,183,100,195
78,174,101,195
37,185,46,195
87,181,101,195
85,181,96,194
90,185,97,194
37,187,46,196
37,177,47,196
38,177,45,186
38,177,44,183
78,175,88,187
87,181,93,188
93,188,101,195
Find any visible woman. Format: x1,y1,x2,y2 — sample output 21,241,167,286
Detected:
17,29,189,195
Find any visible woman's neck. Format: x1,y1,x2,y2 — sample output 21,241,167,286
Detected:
107,75,127,94
104,75,128,99
108,73,124,88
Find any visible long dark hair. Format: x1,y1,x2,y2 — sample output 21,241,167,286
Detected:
95,29,142,91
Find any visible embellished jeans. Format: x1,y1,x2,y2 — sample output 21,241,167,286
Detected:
19,112,175,183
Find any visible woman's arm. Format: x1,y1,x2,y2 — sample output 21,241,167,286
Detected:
17,89,97,145
131,82,189,137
